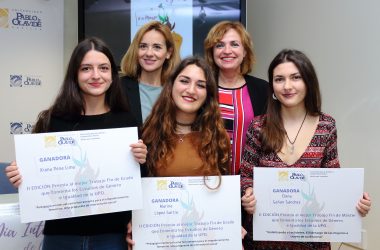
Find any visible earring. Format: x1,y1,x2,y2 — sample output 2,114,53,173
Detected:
272,93,278,100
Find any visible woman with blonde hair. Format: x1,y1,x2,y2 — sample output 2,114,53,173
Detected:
120,20,180,125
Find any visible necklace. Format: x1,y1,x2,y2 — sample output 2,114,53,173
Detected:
177,133,187,143
178,134,184,142
285,112,308,154
176,124,192,142
176,121,193,127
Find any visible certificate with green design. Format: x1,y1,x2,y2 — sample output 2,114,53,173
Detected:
253,167,363,242
14,127,142,223
132,176,241,250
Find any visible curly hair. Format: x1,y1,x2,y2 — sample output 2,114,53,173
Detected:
204,21,256,77
142,56,231,178
120,21,180,85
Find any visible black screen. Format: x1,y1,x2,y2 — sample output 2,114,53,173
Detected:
78,0,246,67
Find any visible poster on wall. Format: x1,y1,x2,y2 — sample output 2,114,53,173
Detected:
0,0,64,162
130,0,193,57
80,0,245,65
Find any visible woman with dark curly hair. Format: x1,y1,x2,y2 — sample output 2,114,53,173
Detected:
142,56,230,178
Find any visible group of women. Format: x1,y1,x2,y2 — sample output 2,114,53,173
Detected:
5,20,371,250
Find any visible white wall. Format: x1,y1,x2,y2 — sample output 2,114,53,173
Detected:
0,0,64,162
247,0,379,249
64,1,78,67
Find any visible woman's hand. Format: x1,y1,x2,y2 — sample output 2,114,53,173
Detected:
241,226,247,240
357,192,371,217
241,187,256,214
126,221,135,250
4,161,22,188
241,226,247,250
130,139,147,164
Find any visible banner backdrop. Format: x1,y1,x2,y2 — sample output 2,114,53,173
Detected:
0,0,64,162
0,202,44,249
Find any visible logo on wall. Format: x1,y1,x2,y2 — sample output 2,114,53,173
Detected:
0,8,8,28
0,8,43,30
10,74,42,87
10,75,22,87
10,122,34,134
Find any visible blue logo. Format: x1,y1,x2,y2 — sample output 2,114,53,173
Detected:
57,137,76,145
10,122,23,134
10,122,33,134
10,75,22,87
168,181,184,189
289,172,306,180
10,74,42,87
24,76,41,86
12,11,42,28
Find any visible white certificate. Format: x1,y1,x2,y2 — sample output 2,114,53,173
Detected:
132,176,241,250
253,167,363,242
14,127,143,223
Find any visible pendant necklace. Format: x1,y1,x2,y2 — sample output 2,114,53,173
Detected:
178,134,185,143
285,112,307,154
176,120,193,142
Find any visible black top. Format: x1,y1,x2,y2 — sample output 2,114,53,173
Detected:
120,76,143,127
120,75,269,127
43,111,137,235
244,74,269,117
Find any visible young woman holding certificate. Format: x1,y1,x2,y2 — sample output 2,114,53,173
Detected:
240,49,372,250
126,56,247,248
5,37,147,250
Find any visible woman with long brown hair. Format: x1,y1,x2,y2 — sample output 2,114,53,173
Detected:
126,56,240,249
142,56,230,178
5,37,147,250
240,49,372,250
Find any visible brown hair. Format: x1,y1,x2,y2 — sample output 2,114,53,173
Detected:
33,37,128,133
262,49,322,152
142,56,230,177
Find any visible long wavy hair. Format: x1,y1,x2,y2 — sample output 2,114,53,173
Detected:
120,21,180,85
261,49,322,152
33,37,128,133
142,56,231,178
204,21,255,78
